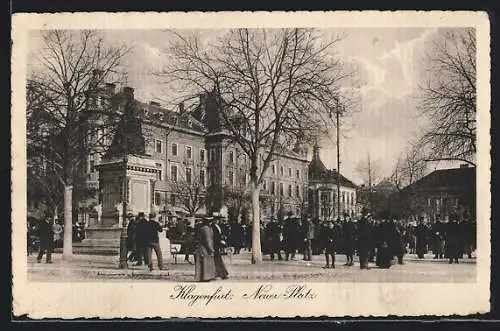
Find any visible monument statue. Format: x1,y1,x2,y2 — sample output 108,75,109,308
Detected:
105,87,147,159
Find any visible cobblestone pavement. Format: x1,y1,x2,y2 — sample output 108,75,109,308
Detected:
27,251,476,283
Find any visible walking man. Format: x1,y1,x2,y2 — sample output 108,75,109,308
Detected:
37,215,54,264
302,216,315,261
145,213,165,271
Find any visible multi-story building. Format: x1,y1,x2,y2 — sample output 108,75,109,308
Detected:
77,82,309,222
307,144,358,220
400,165,476,222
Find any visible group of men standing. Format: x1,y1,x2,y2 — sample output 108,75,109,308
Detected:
262,213,406,269
410,218,476,264
126,212,165,271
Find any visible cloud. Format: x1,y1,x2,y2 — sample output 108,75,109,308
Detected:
377,29,437,89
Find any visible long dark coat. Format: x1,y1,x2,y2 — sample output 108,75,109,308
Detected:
342,221,356,255
194,225,216,282
212,224,229,279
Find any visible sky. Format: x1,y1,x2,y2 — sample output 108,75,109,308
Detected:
28,28,462,185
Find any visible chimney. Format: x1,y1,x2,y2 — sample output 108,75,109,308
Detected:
149,101,160,107
123,86,134,101
460,164,470,168
179,102,185,114
105,83,116,94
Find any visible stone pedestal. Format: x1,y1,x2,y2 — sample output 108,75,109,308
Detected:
75,154,161,255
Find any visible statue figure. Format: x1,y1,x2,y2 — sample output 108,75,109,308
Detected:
94,203,103,225
115,202,124,227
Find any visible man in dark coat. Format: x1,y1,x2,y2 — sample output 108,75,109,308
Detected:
301,216,315,261
357,215,372,269
266,218,283,261
432,220,445,259
37,216,54,263
321,221,340,268
144,213,165,271
445,218,460,264
211,217,229,279
194,217,216,282
342,217,355,266
283,217,299,261
415,219,428,259
126,213,138,262
388,219,405,265
134,212,149,266
375,219,392,268
229,221,245,254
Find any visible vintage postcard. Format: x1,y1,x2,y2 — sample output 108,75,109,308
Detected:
11,11,490,318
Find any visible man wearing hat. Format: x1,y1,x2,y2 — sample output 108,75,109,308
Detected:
126,213,138,262
134,212,149,266
194,217,216,282
37,215,54,263
144,212,165,271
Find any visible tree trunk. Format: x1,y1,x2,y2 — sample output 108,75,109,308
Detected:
63,184,73,259
250,179,262,264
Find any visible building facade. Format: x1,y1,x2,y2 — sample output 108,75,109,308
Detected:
307,144,358,220
77,83,309,222
400,165,476,222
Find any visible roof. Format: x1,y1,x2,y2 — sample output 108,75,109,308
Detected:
404,166,475,193
308,145,357,188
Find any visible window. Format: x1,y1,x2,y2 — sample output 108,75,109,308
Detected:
155,139,162,153
288,167,292,177
170,194,176,206
200,149,206,162
271,182,276,195
263,180,267,191
188,120,193,128
210,149,216,162
185,146,192,159
89,159,95,172
229,151,234,164
280,166,284,176
154,192,161,206
186,167,192,184
209,169,216,186
199,169,205,186
272,164,276,175
155,163,163,180
171,143,178,156
170,165,178,182
296,185,300,198
296,169,300,179
279,183,284,196
228,170,234,185
288,184,292,197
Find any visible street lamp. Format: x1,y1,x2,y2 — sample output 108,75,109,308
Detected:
119,209,128,269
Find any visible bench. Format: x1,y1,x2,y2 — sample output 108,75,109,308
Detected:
170,242,183,264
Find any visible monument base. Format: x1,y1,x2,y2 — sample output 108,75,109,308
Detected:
74,227,122,255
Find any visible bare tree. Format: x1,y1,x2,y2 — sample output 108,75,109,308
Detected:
390,145,428,191
27,30,130,258
159,28,354,263
168,163,207,217
418,28,476,166
356,153,384,213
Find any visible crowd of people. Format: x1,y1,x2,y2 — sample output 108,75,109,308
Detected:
29,210,476,280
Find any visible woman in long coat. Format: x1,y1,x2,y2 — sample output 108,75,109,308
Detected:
194,219,216,282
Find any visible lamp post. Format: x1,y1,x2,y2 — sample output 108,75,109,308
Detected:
118,99,129,269
336,102,341,220
119,208,128,269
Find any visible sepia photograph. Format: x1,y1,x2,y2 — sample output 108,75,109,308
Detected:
11,11,490,318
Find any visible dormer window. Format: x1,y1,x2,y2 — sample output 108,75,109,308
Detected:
188,120,193,128
143,108,148,117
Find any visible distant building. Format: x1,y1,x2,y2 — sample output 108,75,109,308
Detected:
401,165,476,222
307,144,357,220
